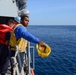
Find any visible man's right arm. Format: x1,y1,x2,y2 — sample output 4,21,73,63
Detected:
14,26,41,43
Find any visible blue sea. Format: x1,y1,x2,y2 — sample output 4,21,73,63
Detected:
27,25,76,75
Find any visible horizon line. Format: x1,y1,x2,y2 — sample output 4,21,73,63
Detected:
29,24,75,26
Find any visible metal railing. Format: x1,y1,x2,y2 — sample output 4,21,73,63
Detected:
11,42,35,75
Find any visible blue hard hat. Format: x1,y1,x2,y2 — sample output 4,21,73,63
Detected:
14,16,21,23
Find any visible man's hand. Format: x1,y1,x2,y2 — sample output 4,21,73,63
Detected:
38,41,46,47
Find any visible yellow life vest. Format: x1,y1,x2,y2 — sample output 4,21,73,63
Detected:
9,24,28,52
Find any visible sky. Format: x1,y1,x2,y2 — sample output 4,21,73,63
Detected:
27,0,76,25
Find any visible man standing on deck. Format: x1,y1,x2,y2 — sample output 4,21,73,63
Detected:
0,19,15,75
9,15,46,74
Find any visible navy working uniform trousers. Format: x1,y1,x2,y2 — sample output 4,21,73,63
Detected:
0,44,9,74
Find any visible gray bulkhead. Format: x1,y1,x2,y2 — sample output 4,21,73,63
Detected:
0,0,18,17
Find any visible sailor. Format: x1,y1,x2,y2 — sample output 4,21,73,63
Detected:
0,19,14,75
9,15,46,73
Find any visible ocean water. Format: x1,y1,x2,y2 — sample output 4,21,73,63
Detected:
27,25,76,75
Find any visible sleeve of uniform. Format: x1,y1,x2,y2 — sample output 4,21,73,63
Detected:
14,26,40,43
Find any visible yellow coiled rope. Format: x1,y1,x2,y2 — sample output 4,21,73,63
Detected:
36,44,51,58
